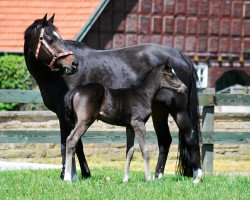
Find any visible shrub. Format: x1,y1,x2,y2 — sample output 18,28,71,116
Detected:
0,54,34,111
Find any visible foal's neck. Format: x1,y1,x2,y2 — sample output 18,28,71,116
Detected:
136,65,163,100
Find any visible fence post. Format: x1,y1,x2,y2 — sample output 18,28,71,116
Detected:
201,88,215,174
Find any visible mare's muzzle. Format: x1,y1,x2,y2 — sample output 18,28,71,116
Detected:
63,60,78,75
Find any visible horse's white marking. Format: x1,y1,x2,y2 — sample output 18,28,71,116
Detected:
53,30,61,39
72,173,78,181
64,172,72,182
153,173,163,180
158,173,163,179
193,168,202,184
123,175,129,182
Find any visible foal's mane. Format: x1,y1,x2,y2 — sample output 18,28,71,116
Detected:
24,19,58,40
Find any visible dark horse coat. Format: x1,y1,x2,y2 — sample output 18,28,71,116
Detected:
24,15,201,181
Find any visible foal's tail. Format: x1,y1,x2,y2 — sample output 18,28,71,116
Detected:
177,52,201,177
64,87,79,130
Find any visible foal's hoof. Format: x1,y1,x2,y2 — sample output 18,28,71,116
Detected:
146,175,152,182
123,175,129,182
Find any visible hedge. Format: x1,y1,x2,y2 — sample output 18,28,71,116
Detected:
0,54,34,111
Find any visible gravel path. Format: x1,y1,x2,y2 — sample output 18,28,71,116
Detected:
0,161,61,171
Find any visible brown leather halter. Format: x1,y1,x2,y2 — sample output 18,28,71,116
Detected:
35,28,73,68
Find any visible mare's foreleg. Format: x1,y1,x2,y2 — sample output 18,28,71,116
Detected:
123,126,136,182
152,103,172,179
131,120,151,181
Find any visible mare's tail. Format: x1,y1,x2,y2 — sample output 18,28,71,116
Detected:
177,52,201,177
64,87,79,130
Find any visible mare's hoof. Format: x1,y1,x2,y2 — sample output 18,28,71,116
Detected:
193,169,202,184
154,173,163,180
72,174,78,181
82,171,91,179
60,171,65,180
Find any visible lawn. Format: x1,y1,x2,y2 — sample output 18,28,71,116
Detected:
0,168,249,200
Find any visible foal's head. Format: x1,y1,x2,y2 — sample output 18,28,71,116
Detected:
24,14,78,74
162,66,187,94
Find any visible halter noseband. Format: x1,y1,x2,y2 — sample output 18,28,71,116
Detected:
35,28,74,68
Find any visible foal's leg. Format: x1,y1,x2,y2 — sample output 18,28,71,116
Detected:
64,121,91,182
64,88,104,182
58,118,78,180
123,126,136,182
131,120,151,181
152,103,172,179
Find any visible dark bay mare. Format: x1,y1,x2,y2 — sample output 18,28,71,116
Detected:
64,63,187,182
24,15,202,183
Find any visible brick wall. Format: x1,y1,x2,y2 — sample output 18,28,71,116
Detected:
84,0,250,57
83,0,250,88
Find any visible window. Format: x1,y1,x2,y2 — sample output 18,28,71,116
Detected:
194,63,208,88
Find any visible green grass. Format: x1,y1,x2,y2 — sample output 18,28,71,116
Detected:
0,168,249,200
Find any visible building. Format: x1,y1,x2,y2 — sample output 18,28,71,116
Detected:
1,0,250,91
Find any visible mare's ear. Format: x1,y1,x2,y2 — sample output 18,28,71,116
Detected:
48,13,55,24
42,14,47,22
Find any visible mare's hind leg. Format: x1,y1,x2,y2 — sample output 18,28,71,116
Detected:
171,109,202,183
75,140,91,178
123,126,136,182
152,103,172,179
131,120,151,181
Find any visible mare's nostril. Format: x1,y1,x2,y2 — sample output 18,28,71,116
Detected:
72,61,79,67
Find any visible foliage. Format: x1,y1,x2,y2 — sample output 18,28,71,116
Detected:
0,54,34,111
0,168,249,200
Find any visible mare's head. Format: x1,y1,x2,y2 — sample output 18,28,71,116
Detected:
24,14,78,75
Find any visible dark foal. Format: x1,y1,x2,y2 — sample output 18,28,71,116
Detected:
64,64,187,182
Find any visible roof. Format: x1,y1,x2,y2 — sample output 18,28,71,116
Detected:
0,0,105,53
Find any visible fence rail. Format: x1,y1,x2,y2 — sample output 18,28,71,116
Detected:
0,89,250,174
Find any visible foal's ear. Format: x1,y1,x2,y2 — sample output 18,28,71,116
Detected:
48,13,55,24
42,13,47,22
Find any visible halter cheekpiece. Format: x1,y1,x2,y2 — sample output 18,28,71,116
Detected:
35,28,73,68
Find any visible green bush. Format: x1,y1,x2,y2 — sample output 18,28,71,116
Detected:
0,54,34,111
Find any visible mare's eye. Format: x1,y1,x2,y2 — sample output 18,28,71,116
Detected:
48,39,54,44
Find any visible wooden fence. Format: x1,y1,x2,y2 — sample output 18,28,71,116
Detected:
0,88,250,173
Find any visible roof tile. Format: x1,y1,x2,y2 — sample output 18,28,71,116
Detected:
0,0,101,52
